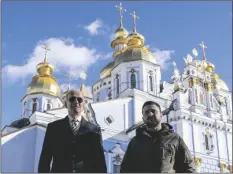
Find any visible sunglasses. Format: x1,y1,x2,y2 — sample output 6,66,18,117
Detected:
68,97,83,103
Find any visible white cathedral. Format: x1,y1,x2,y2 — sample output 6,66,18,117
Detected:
1,3,232,173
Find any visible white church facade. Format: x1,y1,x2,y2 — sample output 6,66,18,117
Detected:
1,3,232,173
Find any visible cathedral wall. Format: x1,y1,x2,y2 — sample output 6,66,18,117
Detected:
217,130,228,160
173,120,183,137
133,98,144,124
2,128,37,172
200,158,220,173
227,132,232,161
92,98,132,131
180,120,194,151
34,127,46,172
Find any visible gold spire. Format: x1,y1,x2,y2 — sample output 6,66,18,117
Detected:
80,84,92,99
130,11,139,33
199,41,207,61
115,2,126,28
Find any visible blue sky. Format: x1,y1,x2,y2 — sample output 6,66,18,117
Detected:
2,1,232,128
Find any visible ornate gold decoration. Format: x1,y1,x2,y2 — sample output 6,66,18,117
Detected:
27,45,60,97
188,77,200,87
204,83,213,91
194,157,202,166
219,162,226,172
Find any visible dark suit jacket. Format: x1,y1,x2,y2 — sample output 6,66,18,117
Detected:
38,116,107,173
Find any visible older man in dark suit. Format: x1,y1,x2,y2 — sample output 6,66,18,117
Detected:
38,89,107,173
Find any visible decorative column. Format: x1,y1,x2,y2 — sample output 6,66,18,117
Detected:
194,157,202,172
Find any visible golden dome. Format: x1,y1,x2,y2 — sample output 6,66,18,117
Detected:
211,74,228,91
114,26,128,39
100,61,114,79
27,61,61,96
126,32,144,47
111,27,128,50
114,47,154,66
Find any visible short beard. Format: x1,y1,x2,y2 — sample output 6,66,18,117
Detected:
145,121,158,128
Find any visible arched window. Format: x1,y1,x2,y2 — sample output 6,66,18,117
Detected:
116,74,120,95
188,90,192,104
203,129,214,152
149,75,153,91
130,73,136,89
210,94,213,108
96,93,100,102
47,103,51,110
32,98,37,113
200,92,204,105
225,97,229,115
205,135,209,150
195,89,198,104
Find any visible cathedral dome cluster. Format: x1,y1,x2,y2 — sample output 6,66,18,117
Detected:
105,4,155,75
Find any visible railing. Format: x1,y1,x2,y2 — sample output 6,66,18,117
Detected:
95,80,160,100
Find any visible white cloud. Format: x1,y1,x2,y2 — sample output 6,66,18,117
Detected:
2,37,111,83
84,18,104,36
151,48,175,71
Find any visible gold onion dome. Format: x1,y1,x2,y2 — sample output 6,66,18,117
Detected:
114,46,154,66
111,3,128,50
114,26,128,39
111,26,128,50
126,32,145,47
211,74,228,91
27,47,61,97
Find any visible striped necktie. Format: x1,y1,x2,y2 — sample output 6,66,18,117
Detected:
70,120,79,135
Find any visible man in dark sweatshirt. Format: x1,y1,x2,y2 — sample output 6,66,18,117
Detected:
120,101,195,173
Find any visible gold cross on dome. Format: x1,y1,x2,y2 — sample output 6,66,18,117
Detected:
130,11,139,33
115,2,126,27
42,45,51,62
